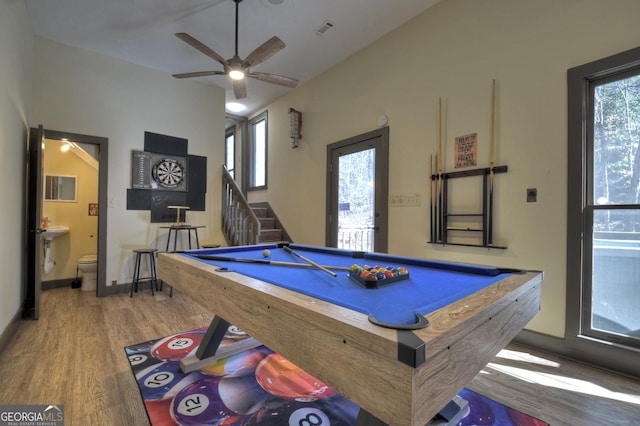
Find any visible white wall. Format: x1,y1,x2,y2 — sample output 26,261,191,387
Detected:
0,0,34,334
32,37,226,287
249,0,640,338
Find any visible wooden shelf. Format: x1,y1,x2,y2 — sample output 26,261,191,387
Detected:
446,227,483,232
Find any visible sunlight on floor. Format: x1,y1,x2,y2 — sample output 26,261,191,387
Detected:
487,349,640,405
496,348,561,368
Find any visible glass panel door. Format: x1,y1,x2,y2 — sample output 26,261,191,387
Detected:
327,128,388,252
337,148,376,251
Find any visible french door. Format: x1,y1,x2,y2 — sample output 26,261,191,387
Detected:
326,128,388,252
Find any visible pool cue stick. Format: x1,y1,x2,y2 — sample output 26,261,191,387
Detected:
192,254,351,271
488,79,497,246
283,246,337,277
430,154,434,242
437,98,445,244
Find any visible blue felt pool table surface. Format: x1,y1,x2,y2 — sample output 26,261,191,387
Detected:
183,243,516,327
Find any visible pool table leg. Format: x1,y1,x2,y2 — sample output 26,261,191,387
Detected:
179,315,261,373
355,409,386,425
355,395,469,426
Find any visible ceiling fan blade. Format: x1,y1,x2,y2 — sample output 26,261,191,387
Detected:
242,36,286,68
233,79,247,99
175,32,229,67
250,72,299,88
172,71,226,79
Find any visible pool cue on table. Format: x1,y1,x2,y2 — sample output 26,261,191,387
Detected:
488,79,497,246
192,254,351,272
283,246,337,277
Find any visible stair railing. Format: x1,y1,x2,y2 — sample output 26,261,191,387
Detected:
221,166,261,246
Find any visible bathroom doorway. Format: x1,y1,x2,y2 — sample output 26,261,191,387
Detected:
25,128,108,317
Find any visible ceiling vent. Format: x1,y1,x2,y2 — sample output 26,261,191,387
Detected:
315,20,335,36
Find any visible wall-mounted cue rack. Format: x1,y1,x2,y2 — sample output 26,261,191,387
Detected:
429,165,508,249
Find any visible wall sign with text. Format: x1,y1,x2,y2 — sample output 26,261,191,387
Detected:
454,133,477,168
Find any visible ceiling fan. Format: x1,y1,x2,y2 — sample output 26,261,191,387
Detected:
172,0,298,99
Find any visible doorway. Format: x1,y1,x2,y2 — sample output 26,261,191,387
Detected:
326,127,389,252
25,128,108,318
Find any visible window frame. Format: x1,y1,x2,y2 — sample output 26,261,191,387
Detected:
248,111,268,191
225,125,236,179
566,46,640,377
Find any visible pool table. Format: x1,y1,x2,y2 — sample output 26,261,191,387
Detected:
157,243,542,426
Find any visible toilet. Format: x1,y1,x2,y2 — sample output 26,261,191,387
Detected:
78,254,98,291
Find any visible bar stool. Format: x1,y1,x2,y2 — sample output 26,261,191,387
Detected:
130,248,158,297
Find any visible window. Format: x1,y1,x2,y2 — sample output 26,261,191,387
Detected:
225,126,235,179
248,111,268,190
588,72,640,347
567,46,640,376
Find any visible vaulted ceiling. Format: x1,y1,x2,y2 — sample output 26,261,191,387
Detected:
25,0,440,115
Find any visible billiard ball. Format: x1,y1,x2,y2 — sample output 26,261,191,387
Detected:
242,401,330,425
127,352,163,374
150,329,206,361
170,375,268,425
255,353,335,401
262,249,270,257
242,395,360,425
144,397,174,424
137,361,202,400
200,346,272,377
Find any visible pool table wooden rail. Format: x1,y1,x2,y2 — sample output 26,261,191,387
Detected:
158,252,542,426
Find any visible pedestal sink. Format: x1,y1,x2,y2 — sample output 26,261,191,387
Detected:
42,225,70,241
41,225,69,276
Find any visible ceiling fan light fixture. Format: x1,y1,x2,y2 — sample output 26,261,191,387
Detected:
226,102,247,113
229,69,245,80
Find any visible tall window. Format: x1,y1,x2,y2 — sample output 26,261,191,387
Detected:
248,111,268,190
589,72,640,347
225,126,235,179
567,46,640,376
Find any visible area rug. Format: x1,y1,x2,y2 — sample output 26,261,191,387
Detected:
125,327,548,425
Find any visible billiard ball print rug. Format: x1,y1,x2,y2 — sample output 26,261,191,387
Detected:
125,327,548,425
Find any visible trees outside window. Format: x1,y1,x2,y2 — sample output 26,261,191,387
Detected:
248,111,267,190
567,47,640,377
225,127,235,179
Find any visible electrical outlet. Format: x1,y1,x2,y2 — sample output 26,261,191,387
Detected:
390,195,404,207
527,188,537,202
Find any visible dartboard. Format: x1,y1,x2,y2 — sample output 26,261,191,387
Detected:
152,158,185,188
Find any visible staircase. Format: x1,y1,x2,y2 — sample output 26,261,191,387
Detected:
221,166,292,246
252,207,281,242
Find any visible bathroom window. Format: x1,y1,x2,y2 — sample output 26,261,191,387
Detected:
44,175,77,202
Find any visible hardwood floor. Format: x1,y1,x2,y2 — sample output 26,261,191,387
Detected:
0,287,638,425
